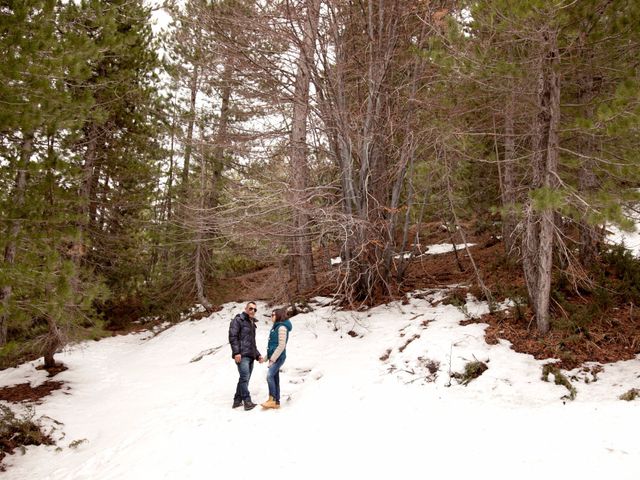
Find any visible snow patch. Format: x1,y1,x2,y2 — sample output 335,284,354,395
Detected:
1,295,639,479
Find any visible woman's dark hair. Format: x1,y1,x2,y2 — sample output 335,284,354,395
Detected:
272,308,288,322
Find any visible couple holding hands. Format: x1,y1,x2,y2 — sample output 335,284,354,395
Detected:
228,302,292,411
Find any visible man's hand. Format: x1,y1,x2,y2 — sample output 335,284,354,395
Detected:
234,354,241,364
258,355,265,364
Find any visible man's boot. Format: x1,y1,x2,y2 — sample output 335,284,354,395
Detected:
244,399,257,411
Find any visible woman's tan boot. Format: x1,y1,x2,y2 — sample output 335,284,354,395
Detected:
261,396,278,409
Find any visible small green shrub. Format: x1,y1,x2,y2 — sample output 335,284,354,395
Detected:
441,289,467,307
550,285,609,339
0,405,54,464
86,326,110,342
601,245,640,304
541,364,577,401
511,296,528,323
69,438,88,449
452,360,488,386
619,388,640,401
0,342,21,370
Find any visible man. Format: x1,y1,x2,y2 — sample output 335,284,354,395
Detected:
229,301,264,410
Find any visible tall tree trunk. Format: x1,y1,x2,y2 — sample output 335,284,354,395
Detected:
44,147,63,368
289,0,320,294
157,95,178,276
396,156,417,281
523,30,560,335
314,5,359,283
97,173,110,233
383,24,424,281
209,59,233,210
194,239,212,311
346,1,397,301
165,106,177,222
577,65,601,264
182,64,199,191
78,123,99,260
88,157,101,231
0,133,33,346
501,90,518,254
383,131,415,281
195,125,213,311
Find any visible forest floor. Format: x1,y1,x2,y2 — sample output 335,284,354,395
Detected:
209,219,640,370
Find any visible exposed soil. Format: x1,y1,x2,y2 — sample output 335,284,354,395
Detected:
476,305,640,369
0,381,65,403
0,360,68,404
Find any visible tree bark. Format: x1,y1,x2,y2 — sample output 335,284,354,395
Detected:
78,123,99,253
577,67,601,264
43,311,63,369
182,64,199,191
383,22,424,282
209,59,233,210
523,30,560,334
195,125,213,311
165,105,177,222
501,90,518,254
289,0,320,294
396,156,417,281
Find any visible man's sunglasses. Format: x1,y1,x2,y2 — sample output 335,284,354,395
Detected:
248,307,257,312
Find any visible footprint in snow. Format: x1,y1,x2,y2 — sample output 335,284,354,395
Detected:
286,367,322,384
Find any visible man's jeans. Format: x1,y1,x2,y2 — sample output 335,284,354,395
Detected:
266,355,286,403
234,357,254,402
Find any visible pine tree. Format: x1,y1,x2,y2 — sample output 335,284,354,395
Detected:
66,0,166,307
456,0,640,332
0,0,107,362
0,0,165,365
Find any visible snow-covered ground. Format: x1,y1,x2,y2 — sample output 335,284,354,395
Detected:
1,291,639,479
608,222,640,257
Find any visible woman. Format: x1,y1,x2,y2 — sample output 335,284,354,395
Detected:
261,308,292,409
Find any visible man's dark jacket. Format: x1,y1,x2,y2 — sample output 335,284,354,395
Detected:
228,312,262,359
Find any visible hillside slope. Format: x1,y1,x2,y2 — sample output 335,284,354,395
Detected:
1,292,638,479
